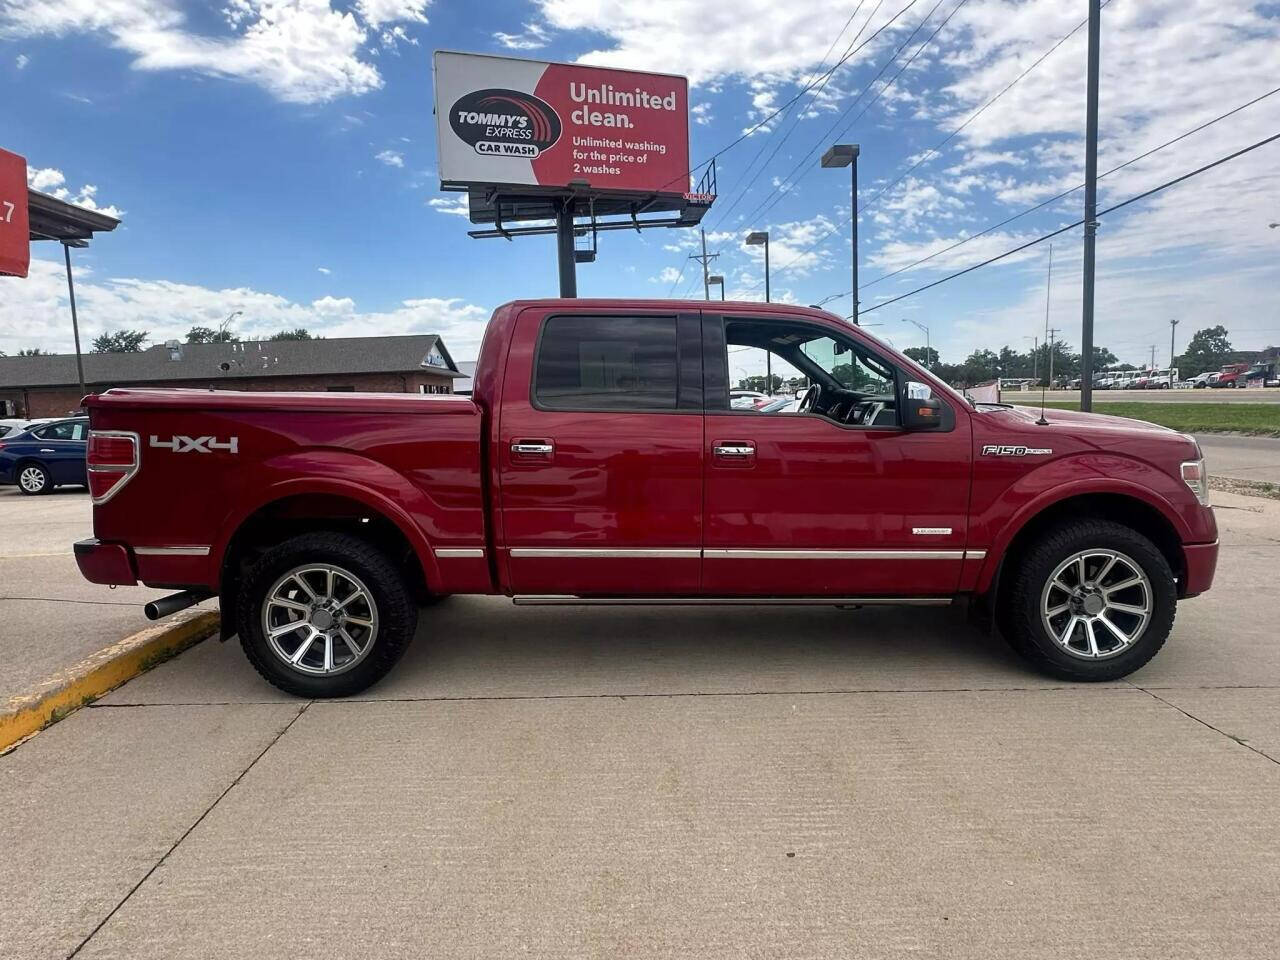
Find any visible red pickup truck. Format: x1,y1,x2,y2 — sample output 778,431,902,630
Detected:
75,300,1218,696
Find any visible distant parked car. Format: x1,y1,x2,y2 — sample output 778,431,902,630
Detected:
0,417,90,495
730,389,770,409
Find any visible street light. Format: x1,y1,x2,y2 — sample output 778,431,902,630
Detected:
745,231,770,302
708,275,726,301
900,318,930,368
821,143,860,324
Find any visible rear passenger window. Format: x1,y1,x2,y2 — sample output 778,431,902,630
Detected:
535,315,679,411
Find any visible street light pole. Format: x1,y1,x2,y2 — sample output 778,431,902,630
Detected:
821,143,860,323
708,275,726,300
1169,318,1180,372
63,243,86,400
1024,335,1038,381
901,318,931,368
746,230,772,392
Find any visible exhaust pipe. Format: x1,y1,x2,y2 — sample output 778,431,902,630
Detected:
144,590,212,621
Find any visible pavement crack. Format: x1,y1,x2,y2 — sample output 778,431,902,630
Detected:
1125,681,1279,767
66,700,313,958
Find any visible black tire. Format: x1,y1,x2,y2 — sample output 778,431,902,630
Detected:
237,532,418,697
17,462,51,495
1000,519,1176,681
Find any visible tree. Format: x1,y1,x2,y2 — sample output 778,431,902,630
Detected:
12,348,46,356
91,329,149,353
903,346,940,368
270,327,313,341
1092,345,1118,369
186,326,235,344
1178,325,1232,377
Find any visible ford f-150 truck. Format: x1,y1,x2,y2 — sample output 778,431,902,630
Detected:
74,300,1218,696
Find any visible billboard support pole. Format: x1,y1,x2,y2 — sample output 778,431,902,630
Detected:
64,242,87,400
555,198,577,298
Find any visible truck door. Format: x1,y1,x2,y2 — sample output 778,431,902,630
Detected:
701,313,972,597
497,308,704,596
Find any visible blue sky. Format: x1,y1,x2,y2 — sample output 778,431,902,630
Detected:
3,0,1279,368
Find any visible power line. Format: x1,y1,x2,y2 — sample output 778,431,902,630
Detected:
817,83,1280,302
857,130,1280,315
746,0,968,229
748,4,1105,287
707,0,876,229
653,0,924,197
731,0,936,230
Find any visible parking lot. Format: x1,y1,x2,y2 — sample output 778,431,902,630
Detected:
2,439,1279,959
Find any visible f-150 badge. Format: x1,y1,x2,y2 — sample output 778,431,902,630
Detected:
150,435,239,454
982,444,1052,456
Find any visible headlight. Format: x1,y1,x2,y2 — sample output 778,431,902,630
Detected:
1181,458,1209,506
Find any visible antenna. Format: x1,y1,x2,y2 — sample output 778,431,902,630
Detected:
1037,243,1054,425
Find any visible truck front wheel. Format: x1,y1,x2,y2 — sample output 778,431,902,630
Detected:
237,532,418,697
1001,519,1176,681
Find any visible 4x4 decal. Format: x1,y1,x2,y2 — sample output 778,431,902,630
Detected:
150,435,239,454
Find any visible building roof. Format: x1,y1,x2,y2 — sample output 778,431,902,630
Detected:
0,334,461,390
28,189,121,246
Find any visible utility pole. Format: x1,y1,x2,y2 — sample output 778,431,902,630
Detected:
1024,335,1038,381
689,228,719,300
1047,327,1061,389
1169,318,1180,370
1150,344,1157,370
1080,0,1102,412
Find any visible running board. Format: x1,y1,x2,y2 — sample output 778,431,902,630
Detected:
511,596,953,607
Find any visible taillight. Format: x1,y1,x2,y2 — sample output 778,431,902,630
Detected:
87,430,140,505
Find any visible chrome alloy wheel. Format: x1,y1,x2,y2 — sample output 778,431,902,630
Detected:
1040,549,1153,660
261,564,379,676
19,466,46,493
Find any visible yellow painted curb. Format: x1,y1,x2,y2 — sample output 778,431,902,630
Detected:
0,608,220,752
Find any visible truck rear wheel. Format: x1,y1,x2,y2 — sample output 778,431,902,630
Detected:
237,532,418,697
1000,519,1176,681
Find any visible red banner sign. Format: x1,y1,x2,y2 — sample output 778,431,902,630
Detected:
0,147,30,278
434,52,691,196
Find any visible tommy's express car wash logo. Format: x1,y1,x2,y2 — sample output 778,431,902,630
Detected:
450,89,562,159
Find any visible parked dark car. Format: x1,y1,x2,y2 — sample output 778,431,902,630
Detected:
0,417,90,494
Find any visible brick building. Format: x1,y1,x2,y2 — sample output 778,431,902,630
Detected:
0,335,463,418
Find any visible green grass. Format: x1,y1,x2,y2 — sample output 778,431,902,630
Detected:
1034,401,1280,436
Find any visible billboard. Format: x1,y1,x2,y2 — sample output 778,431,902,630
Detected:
0,147,30,278
433,51,690,198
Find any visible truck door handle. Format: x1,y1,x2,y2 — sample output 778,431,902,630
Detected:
40,448,56,453
510,440,554,457
713,442,756,458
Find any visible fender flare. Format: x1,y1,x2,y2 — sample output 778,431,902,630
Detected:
974,474,1191,594
212,457,444,592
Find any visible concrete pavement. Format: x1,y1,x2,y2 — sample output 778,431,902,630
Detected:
1,489,1277,959
0,487,216,704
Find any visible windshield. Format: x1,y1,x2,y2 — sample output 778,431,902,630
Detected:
799,336,895,394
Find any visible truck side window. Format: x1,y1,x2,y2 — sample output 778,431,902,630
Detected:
535,315,679,411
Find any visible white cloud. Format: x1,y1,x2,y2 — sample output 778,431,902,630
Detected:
2,258,492,358
0,0,433,104
25,167,123,218
15,53,29,69
317,266,331,274
535,0,909,85
690,101,713,126
375,149,404,167
494,21,550,50
650,266,682,285
427,195,469,217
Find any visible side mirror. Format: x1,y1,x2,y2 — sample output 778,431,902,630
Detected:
901,380,945,431
902,396,944,430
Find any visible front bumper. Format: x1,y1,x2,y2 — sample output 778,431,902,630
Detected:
1181,540,1218,598
74,538,138,586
